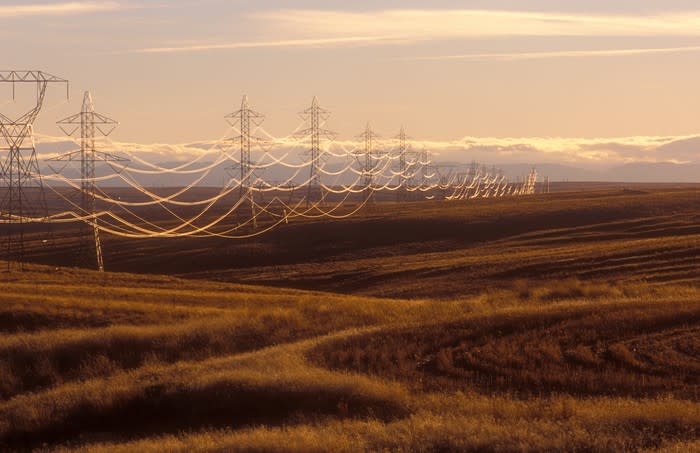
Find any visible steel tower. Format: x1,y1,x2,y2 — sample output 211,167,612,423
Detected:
299,97,333,207
0,71,69,271
50,91,126,271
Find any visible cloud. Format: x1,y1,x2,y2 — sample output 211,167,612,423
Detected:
128,9,700,54
134,36,400,54
0,2,123,18
402,45,700,62
447,135,700,165
257,9,700,41
34,133,214,161
32,133,700,170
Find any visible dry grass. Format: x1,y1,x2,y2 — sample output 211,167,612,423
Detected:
0,267,436,401
0,268,697,452
43,394,700,453
1,188,699,452
313,281,700,399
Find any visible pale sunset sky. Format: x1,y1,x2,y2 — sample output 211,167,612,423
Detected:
3,1,700,168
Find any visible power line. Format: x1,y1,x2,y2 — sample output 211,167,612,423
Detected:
1,82,549,267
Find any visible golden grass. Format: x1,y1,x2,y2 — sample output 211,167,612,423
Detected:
313,282,700,399
37,382,700,453
0,263,698,451
0,269,439,400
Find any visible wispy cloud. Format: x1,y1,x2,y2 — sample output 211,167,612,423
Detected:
258,9,700,41
133,36,401,54
0,1,123,18
402,46,700,62
128,9,700,54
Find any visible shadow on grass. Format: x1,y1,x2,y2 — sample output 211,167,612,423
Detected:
1,380,410,451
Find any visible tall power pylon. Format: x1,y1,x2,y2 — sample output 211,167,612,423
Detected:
0,71,69,271
49,91,126,271
299,97,333,207
356,122,382,190
396,126,409,201
226,95,265,198
528,167,538,195
419,148,431,188
226,96,265,228
467,160,478,180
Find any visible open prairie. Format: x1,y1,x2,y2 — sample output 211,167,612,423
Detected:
1,186,699,452
6,0,700,450
25,184,700,296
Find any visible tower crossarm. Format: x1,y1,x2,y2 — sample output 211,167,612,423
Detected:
0,70,68,83
46,149,128,163
0,70,70,148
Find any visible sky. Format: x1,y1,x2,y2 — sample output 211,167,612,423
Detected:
2,1,700,170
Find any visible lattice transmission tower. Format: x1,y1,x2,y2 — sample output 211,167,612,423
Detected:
356,123,383,188
467,160,478,180
226,96,265,198
226,96,265,228
527,167,538,195
299,97,334,207
0,71,69,271
49,91,126,271
396,126,410,201
419,148,431,188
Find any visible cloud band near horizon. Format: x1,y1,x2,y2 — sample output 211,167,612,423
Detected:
33,133,700,168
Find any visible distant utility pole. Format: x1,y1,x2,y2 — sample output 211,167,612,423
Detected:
0,71,69,271
299,97,334,207
49,91,127,272
226,96,265,228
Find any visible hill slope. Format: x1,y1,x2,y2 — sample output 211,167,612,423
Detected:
0,266,698,452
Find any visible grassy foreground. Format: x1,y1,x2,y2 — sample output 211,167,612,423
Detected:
0,266,697,452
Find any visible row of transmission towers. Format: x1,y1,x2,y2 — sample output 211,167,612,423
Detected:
1,79,547,272
225,96,336,213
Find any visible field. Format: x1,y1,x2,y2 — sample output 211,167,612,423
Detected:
0,184,698,452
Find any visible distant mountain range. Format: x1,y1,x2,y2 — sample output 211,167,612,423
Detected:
496,162,700,183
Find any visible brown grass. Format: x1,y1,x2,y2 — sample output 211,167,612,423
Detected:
0,188,699,452
313,282,700,400
0,270,696,452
